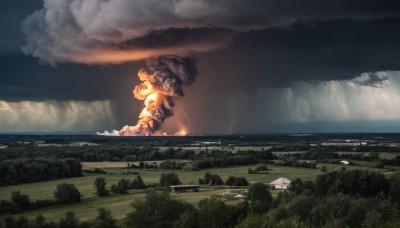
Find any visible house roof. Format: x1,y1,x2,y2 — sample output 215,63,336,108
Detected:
270,177,291,187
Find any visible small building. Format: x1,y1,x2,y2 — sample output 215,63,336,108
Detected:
270,177,291,189
170,185,200,192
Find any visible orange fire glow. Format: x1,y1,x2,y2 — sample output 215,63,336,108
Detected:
118,55,197,136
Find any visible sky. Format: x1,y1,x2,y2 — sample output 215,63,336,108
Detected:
1,0,400,134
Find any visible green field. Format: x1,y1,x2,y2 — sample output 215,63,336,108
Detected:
0,161,395,222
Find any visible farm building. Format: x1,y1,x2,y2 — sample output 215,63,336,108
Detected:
270,177,291,189
341,160,350,165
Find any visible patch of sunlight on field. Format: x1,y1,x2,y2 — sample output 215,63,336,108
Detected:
82,162,131,169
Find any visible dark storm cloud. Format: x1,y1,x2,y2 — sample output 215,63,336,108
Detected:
222,17,400,87
21,0,400,64
2,0,400,133
0,0,42,55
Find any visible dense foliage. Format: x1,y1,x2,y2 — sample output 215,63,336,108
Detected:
225,176,249,186
54,183,81,204
2,171,400,227
94,177,109,196
198,172,224,185
0,158,82,186
110,176,146,194
159,173,181,187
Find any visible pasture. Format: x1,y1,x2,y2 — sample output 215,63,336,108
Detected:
0,160,396,222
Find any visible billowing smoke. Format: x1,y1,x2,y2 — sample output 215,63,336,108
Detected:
98,55,197,136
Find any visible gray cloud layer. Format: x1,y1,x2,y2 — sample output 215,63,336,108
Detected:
0,100,114,132
21,0,400,64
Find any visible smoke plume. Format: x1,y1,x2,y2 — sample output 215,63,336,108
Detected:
99,55,197,136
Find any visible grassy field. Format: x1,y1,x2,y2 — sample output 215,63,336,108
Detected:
0,161,395,222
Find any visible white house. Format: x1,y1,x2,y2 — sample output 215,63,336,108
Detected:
270,177,291,189
340,160,350,165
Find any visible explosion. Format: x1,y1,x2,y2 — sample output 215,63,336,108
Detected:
117,55,198,136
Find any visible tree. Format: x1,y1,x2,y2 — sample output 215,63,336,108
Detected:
247,182,273,214
159,173,181,187
11,191,30,209
289,178,305,195
126,191,193,228
196,196,236,228
0,216,30,228
256,164,269,171
93,208,116,228
94,177,109,196
131,175,146,189
225,176,249,186
274,190,295,207
209,174,223,185
110,178,131,194
237,215,275,228
287,195,315,221
59,211,79,228
389,173,400,204
204,172,212,184
54,183,81,204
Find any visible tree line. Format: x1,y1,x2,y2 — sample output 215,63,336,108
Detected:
0,158,82,186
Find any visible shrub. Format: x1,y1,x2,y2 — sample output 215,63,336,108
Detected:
54,183,81,204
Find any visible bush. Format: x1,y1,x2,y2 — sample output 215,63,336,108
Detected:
93,208,117,228
11,191,30,210
95,177,109,196
201,173,223,185
160,173,181,187
209,174,224,185
126,191,193,227
111,178,130,194
54,183,81,204
225,176,249,186
131,175,146,189
30,199,57,209
247,182,273,214
256,164,269,171
59,211,79,228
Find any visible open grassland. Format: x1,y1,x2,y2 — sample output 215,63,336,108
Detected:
0,161,395,222
82,162,131,169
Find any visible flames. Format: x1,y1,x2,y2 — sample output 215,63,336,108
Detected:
118,55,198,136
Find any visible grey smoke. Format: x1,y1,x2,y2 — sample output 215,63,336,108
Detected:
99,55,198,136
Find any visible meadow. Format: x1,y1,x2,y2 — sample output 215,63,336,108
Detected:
0,158,395,222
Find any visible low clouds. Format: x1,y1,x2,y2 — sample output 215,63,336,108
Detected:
250,72,400,127
0,100,114,132
352,72,389,88
21,0,400,65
